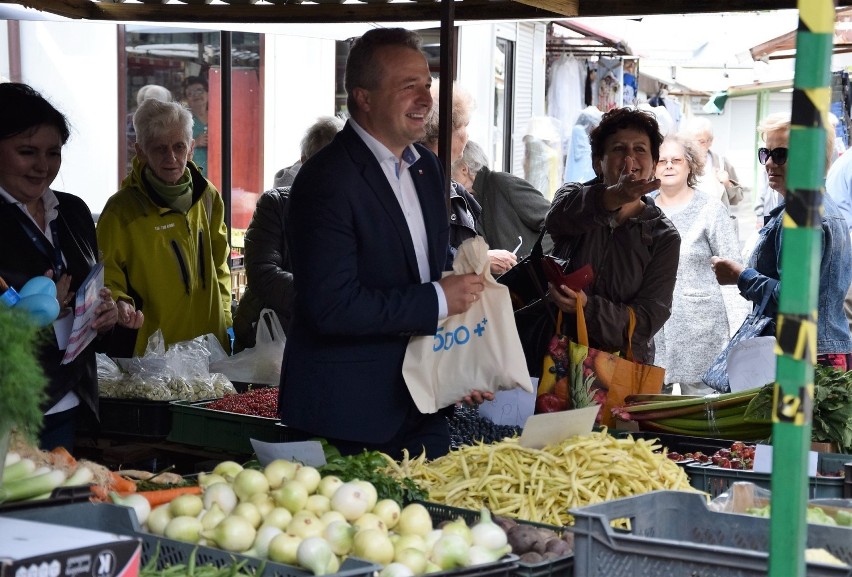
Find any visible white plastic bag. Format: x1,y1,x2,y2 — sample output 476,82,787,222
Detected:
402,237,533,413
210,309,285,386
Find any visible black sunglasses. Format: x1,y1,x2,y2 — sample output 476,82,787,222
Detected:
758,147,788,166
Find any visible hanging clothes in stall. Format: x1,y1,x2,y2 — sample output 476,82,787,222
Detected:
594,58,623,112
547,55,586,162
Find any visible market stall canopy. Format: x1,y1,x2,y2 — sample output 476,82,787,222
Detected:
0,0,837,25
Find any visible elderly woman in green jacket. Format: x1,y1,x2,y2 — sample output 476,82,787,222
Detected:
97,98,232,356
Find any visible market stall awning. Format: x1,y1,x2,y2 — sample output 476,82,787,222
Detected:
0,0,833,25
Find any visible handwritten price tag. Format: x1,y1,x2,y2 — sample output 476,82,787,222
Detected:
478,386,536,428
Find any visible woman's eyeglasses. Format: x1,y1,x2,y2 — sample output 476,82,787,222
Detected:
657,157,685,166
758,147,788,166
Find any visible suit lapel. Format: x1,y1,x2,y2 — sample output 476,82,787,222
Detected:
341,126,421,281
410,151,446,280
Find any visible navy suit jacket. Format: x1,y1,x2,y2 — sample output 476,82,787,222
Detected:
278,122,451,443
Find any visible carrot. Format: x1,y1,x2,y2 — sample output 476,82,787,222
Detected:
109,471,138,494
50,446,77,470
132,485,202,508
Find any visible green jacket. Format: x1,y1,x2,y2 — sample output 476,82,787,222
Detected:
97,158,232,356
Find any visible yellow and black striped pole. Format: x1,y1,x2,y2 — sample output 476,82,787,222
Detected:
769,2,835,576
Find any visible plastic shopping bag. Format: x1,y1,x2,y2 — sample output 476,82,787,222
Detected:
402,237,533,414
210,309,286,386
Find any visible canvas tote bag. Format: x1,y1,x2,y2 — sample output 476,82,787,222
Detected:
402,237,533,413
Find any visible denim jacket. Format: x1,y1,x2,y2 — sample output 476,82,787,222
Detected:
737,194,852,354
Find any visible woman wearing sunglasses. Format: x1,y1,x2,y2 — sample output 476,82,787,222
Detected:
710,112,852,370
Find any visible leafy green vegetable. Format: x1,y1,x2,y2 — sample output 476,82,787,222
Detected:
0,308,48,442
741,368,852,453
318,447,427,506
811,365,852,453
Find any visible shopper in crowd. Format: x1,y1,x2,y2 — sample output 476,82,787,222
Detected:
98,98,232,357
545,107,680,364
651,133,741,394
184,76,209,175
452,139,553,257
232,115,344,352
420,80,516,275
564,105,603,184
279,28,489,460
711,112,852,369
684,116,744,208
270,116,343,190
825,146,852,335
126,84,171,176
0,82,142,450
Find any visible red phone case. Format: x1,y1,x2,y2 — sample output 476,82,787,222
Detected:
542,258,594,292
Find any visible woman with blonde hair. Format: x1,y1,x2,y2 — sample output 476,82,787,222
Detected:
711,112,852,370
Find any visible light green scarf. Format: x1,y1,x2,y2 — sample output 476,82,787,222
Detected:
146,166,193,214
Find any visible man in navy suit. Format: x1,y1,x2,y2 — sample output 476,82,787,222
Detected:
279,28,488,459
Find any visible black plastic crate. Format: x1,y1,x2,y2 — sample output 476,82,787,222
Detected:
417,501,573,577
79,397,172,439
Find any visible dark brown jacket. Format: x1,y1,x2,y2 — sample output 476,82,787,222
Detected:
545,181,680,364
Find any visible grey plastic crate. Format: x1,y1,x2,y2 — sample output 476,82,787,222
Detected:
686,452,848,499
570,490,852,577
1,502,378,577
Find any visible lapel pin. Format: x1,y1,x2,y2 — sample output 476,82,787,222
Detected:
418,169,423,175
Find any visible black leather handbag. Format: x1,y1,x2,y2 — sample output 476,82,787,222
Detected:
497,228,560,311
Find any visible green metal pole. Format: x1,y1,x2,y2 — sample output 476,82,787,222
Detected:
768,3,834,577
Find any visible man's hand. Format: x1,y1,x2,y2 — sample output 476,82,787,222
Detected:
461,389,495,405
710,256,743,285
488,249,517,275
439,272,485,316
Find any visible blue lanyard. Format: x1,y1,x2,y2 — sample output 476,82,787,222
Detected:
14,208,65,278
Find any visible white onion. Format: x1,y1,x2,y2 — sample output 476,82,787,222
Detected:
264,459,301,490
351,480,378,510
394,547,428,574
354,512,387,533
273,479,309,513
379,563,414,577
233,469,270,502
305,494,331,516
294,466,321,494
430,534,469,570
164,515,203,543
323,520,356,556
211,460,244,482
297,536,339,576
372,499,401,530
268,533,302,565
247,525,284,559
203,482,238,515
202,515,256,552
317,475,343,499
232,502,263,528
169,494,204,518
352,528,395,565
146,504,172,535
467,544,511,567
287,510,324,539
262,507,294,530
470,508,507,550
330,481,371,521
200,504,227,531
397,503,433,537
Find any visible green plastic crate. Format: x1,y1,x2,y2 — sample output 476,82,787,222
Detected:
1,502,379,577
686,452,850,499
169,399,308,454
417,501,573,577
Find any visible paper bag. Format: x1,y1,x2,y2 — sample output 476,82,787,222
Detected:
402,237,533,413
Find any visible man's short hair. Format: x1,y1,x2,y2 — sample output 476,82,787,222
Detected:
344,28,423,115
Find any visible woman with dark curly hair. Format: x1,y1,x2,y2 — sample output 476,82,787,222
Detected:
544,107,680,364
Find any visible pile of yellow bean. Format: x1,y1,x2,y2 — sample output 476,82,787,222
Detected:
382,431,693,526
